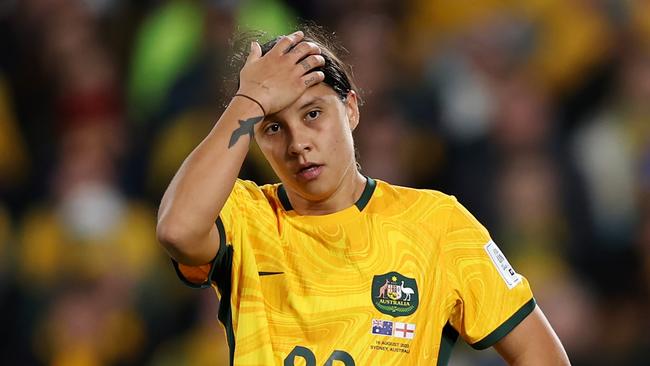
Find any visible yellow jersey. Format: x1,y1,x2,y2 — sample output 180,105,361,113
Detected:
174,177,535,365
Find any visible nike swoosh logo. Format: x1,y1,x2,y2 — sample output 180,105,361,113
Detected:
259,271,284,276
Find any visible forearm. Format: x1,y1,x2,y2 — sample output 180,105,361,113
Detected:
157,31,324,265
157,96,263,264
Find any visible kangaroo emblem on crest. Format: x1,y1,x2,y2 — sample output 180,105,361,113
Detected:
377,279,389,298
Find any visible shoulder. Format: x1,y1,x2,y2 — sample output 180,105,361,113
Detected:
371,179,458,220
376,179,451,201
231,179,278,201
225,179,282,213
220,179,282,231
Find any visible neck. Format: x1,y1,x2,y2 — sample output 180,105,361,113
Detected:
287,166,366,215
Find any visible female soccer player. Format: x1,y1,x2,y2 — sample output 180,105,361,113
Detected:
157,28,570,365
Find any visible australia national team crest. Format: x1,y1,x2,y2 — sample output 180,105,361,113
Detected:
372,272,419,317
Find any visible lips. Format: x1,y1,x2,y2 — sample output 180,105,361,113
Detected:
296,163,323,181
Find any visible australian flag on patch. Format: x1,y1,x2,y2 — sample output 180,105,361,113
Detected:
371,319,393,336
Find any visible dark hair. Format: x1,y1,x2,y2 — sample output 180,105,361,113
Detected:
229,24,363,105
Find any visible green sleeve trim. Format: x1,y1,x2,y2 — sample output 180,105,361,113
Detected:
471,297,537,350
437,322,459,366
210,217,235,365
169,217,236,364
170,217,227,289
171,254,217,289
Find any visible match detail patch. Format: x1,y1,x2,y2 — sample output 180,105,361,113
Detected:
484,240,522,289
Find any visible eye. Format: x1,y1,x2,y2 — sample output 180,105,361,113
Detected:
264,122,281,135
305,110,321,121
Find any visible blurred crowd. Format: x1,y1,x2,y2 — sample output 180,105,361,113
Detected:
1,0,649,365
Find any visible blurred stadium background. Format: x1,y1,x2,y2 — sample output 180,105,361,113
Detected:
1,0,649,365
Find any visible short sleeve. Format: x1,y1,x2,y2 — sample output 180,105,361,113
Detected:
173,179,268,287
443,196,535,349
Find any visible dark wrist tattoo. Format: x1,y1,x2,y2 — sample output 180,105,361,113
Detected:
228,115,264,148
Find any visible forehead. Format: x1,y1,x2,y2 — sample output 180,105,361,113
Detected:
278,83,342,114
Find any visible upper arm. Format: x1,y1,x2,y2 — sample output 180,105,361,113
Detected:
443,197,535,346
166,179,271,287
494,305,571,365
158,178,250,266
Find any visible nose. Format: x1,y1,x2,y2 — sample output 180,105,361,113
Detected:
287,128,313,156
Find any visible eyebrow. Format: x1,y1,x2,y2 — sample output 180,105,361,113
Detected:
259,96,328,128
298,96,326,111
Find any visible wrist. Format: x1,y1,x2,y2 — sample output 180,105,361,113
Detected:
233,93,266,116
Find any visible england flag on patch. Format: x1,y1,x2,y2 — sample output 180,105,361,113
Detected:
394,322,416,339
371,319,393,336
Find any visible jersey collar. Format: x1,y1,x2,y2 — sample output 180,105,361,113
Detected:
277,176,376,212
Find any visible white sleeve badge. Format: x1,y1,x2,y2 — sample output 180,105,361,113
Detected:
484,240,522,290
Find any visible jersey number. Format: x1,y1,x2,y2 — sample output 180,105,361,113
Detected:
284,346,355,366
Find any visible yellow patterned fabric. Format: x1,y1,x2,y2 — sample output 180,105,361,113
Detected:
174,178,534,365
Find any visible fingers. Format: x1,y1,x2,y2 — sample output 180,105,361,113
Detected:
301,71,325,88
296,54,325,74
287,41,321,62
246,41,262,63
270,30,304,56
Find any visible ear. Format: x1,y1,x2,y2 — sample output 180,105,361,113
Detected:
345,90,360,131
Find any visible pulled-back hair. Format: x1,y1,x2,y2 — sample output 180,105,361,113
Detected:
229,24,363,105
